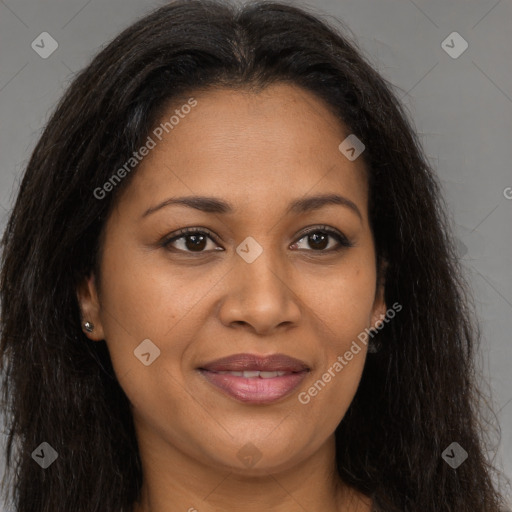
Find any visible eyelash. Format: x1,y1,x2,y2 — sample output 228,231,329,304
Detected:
161,225,353,254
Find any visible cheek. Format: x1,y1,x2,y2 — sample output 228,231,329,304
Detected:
297,282,371,429
97,242,230,396
294,257,375,416
97,242,209,343
95,243,177,371
304,257,377,343
301,353,366,407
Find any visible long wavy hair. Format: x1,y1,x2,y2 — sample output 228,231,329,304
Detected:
0,1,507,511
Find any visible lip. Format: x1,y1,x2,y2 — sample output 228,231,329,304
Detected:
199,353,310,373
198,353,310,404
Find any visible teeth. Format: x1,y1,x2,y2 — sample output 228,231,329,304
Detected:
214,370,291,378
242,371,260,378
259,371,278,378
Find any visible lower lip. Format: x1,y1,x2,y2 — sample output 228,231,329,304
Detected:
198,369,309,404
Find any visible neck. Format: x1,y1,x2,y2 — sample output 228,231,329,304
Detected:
131,426,371,512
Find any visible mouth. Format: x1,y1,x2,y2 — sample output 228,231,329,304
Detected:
197,353,310,404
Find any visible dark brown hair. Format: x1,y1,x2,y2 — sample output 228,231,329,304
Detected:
0,1,507,511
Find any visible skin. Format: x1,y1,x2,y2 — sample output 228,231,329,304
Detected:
77,82,386,512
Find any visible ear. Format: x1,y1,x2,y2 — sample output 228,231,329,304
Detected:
370,258,387,327
76,273,105,341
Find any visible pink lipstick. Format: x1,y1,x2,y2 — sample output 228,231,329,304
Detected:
198,353,310,404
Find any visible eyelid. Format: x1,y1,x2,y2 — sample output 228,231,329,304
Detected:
162,226,221,247
295,224,350,242
293,225,353,250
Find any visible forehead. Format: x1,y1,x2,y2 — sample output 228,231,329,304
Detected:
117,83,368,218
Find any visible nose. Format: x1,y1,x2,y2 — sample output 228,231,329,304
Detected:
217,246,301,335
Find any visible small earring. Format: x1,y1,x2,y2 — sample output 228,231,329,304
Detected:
84,321,94,333
367,329,382,353
367,340,382,353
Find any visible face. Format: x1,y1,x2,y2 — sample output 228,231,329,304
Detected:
78,82,386,476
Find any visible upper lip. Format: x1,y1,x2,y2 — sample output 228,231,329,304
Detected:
199,353,310,373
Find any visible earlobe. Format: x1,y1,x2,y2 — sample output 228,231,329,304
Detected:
370,258,388,328
370,291,387,329
76,273,105,341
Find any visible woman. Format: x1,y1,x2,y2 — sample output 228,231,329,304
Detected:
0,1,507,511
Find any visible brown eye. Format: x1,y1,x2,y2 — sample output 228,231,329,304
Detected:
305,232,330,250
181,233,208,252
291,227,352,252
162,228,222,253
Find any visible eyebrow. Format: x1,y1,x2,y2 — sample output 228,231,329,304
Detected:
141,193,362,220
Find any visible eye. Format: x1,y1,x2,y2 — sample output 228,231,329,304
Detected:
290,225,353,252
161,227,223,253
161,225,353,254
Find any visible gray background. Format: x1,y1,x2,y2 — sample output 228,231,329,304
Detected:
0,0,511,510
